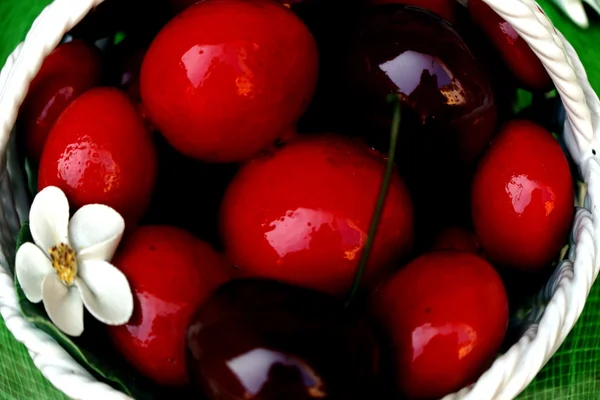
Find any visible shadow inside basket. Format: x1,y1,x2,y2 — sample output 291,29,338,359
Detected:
0,0,592,399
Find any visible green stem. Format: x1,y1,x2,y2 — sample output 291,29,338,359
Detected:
345,98,401,307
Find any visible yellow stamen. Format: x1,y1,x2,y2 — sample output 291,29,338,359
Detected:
49,243,77,286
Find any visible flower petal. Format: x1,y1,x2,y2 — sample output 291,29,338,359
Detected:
69,204,125,262
29,186,70,255
75,260,133,325
42,274,84,337
15,243,53,303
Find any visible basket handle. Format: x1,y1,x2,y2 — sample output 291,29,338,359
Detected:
481,0,597,168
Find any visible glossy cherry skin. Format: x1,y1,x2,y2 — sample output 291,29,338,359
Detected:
373,251,509,399
345,5,497,166
107,225,231,387
430,226,480,254
38,87,157,226
140,0,319,163
220,133,414,296
186,278,383,399
468,0,552,91
27,40,101,93
471,120,574,271
18,40,101,162
367,0,456,23
342,5,495,253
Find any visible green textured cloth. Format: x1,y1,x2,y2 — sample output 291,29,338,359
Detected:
1,0,600,399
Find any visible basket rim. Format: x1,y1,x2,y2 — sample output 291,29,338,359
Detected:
0,1,598,400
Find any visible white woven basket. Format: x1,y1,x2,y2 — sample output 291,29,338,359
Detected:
0,0,599,399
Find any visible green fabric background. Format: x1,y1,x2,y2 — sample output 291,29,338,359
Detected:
0,0,600,399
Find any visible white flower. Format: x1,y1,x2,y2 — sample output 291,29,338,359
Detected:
551,0,600,28
15,186,133,337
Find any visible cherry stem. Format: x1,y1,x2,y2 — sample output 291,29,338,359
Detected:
345,96,401,307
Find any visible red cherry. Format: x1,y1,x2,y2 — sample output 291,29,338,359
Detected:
18,40,101,162
430,226,480,254
471,120,574,271
107,225,231,387
38,87,157,226
343,5,496,249
373,251,508,399
186,279,383,399
468,0,552,91
27,40,101,93
140,0,319,163
368,0,456,23
220,134,414,296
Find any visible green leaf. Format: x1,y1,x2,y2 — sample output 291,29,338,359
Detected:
14,222,158,400
0,0,52,67
15,220,33,254
512,89,533,115
24,158,38,199
113,31,126,46
537,0,600,94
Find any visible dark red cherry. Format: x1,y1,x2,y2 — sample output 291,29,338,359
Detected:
345,5,497,166
342,5,496,248
186,278,383,399
468,0,552,91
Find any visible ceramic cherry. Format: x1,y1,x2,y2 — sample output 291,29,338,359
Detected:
468,0,552,91
186,278,383,399
373,251,509,399
472,120,574,271
140,0,319,163
367,0,457,23
38,87,157,226
220,133,414,296
18,40,101,162
107,225,231,387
